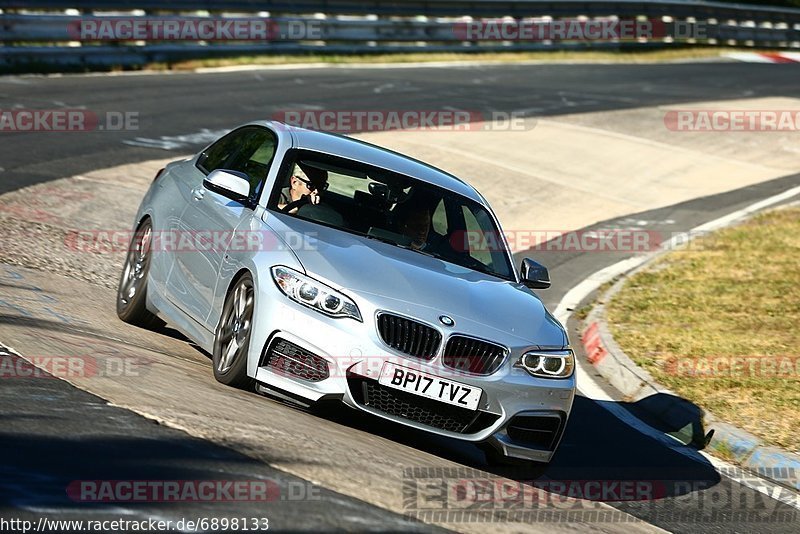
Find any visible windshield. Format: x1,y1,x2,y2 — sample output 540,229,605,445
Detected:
268,150,514,281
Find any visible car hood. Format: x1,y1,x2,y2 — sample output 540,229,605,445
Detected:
266,214,567,347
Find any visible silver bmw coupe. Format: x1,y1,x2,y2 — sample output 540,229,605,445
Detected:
117,121,576,464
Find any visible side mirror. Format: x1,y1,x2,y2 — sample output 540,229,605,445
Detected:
520,258,550,290
204,169,251,203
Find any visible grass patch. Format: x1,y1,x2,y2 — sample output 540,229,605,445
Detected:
710,439,737,463
606,206,800,453
1,47,777,75
574,304,594,321
151,47,736,71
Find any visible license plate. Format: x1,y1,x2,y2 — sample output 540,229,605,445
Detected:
378,362,482,411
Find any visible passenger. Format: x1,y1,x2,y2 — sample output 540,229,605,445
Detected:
278,164,328,214
396,208,432,251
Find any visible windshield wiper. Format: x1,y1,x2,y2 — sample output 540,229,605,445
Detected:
362,233,399,246
363,233,438,256
465,261,503,278
409,246,447,261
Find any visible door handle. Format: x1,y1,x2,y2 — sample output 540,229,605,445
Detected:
192,187,205,201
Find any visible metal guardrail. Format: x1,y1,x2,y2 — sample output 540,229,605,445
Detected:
1,1,800,71
3,1,800,20
2,14,799,44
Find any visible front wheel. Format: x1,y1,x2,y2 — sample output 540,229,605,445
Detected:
213,274,255,389
117,219,159,328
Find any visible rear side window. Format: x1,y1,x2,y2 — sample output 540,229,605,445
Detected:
197,126,277,198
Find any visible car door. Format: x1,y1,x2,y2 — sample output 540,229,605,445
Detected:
166,126,277,327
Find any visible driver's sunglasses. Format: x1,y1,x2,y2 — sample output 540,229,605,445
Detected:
295,175,328,192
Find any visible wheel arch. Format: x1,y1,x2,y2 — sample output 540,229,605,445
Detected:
227,268,254,298
135,213,153,231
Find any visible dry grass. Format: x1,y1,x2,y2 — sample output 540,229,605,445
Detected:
606,206,800,453
150,47,736,71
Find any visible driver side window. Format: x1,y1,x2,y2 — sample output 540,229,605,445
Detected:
197,126,277,198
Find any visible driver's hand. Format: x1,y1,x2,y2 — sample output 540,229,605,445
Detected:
308,191,321,205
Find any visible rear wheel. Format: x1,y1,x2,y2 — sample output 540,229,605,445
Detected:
117,219,159,328
213,274,255,389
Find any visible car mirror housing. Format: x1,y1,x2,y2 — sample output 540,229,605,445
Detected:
204,169,251,203
520,258,551,289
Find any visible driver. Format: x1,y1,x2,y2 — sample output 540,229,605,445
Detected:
397,208,432,251
278,164,328,214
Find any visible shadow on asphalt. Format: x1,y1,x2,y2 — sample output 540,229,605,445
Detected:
1,313,720,506
143,314,723,505
0,352,443,532
310,393,721,503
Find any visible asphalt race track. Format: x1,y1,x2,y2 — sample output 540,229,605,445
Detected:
1,62,799,533
3,62,800,195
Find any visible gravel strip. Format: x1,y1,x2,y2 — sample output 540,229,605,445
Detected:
0,158,176,289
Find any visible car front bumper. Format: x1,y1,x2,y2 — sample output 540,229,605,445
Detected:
248,294,576,462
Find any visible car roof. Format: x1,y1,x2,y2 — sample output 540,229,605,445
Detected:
251,120,486,204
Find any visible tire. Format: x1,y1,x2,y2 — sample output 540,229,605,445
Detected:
213,274,255,389
117,219,160,328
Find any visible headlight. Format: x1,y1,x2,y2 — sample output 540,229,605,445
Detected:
516,349,574,378
271,266,362,321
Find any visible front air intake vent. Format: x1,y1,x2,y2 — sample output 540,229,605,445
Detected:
377,313,441,360
506,414,564,450
261,338,329,382
442,336,507,375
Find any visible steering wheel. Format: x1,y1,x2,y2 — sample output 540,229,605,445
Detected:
280,196,310,213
